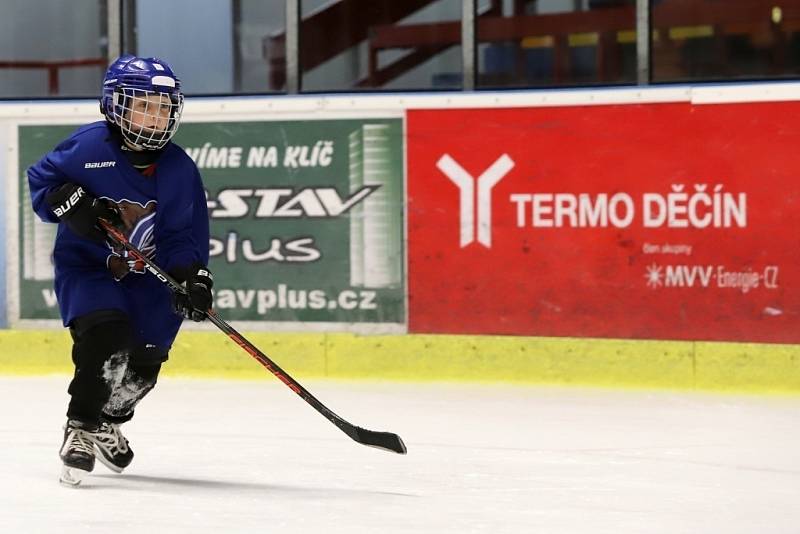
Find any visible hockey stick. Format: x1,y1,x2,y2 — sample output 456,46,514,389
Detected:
98,220,407,455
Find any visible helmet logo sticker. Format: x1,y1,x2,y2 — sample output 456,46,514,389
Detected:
151,76,175,88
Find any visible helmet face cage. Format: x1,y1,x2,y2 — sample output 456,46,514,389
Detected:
111,87,184,151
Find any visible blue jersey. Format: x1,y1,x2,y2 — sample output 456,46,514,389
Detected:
28,121,209,353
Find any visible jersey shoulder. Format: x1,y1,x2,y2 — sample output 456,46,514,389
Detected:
56,121,112,149
161,143,202,186
43,121,115,174
164,143,199,170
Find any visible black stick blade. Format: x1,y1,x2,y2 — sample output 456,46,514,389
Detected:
354,427,407,454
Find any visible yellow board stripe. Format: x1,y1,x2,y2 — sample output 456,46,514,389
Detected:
0,330,798,394
617,30,637,44
521,36,554,49
669,25,714,40
568,32,599,47
516,26,715,49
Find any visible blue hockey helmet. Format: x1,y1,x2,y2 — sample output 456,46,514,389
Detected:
100,55,184,151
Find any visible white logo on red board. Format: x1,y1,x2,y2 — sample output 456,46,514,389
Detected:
436,154,515,248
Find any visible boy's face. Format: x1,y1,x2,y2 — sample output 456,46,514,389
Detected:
124,93,172,135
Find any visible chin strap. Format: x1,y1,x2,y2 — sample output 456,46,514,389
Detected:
108,124,164,170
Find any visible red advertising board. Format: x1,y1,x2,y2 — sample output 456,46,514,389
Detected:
407,102,800,342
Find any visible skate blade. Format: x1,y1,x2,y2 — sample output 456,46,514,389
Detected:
96,453,125,474
59,466,89,486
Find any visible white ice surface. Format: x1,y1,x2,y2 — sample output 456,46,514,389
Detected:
1,376,799,534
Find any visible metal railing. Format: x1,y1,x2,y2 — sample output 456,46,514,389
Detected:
6,0,798,96
0,58,107,95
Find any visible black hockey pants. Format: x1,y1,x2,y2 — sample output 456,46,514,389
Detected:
67,310,166,426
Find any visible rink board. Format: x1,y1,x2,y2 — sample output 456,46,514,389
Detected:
407,102,800,343
3,86,800,392
0,329,798,394
11,116,406,329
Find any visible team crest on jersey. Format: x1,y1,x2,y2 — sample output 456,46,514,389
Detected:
107,200,157,280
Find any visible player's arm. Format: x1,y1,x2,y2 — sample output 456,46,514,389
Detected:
44,183,120,242
29,139,121,241
160,167,213,321
28,140,75,224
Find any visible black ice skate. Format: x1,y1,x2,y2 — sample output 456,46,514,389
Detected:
59,420,96,486
90,421,134,473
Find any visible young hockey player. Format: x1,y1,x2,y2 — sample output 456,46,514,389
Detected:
27,55,212,486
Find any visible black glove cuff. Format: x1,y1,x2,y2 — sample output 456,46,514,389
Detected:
192,267,214,289
46,183,89,220
171,263,213,287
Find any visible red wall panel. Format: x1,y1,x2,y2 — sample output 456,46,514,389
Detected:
407,102,800,342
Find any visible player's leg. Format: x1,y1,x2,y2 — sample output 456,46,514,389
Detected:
93,278,180,473
95,346,166,473
60,309,134,485
102,344,167,424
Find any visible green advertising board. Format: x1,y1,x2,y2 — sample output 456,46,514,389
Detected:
17,118,405,326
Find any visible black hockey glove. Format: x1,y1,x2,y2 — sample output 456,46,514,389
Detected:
45,183,121,242
173,264,214,322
